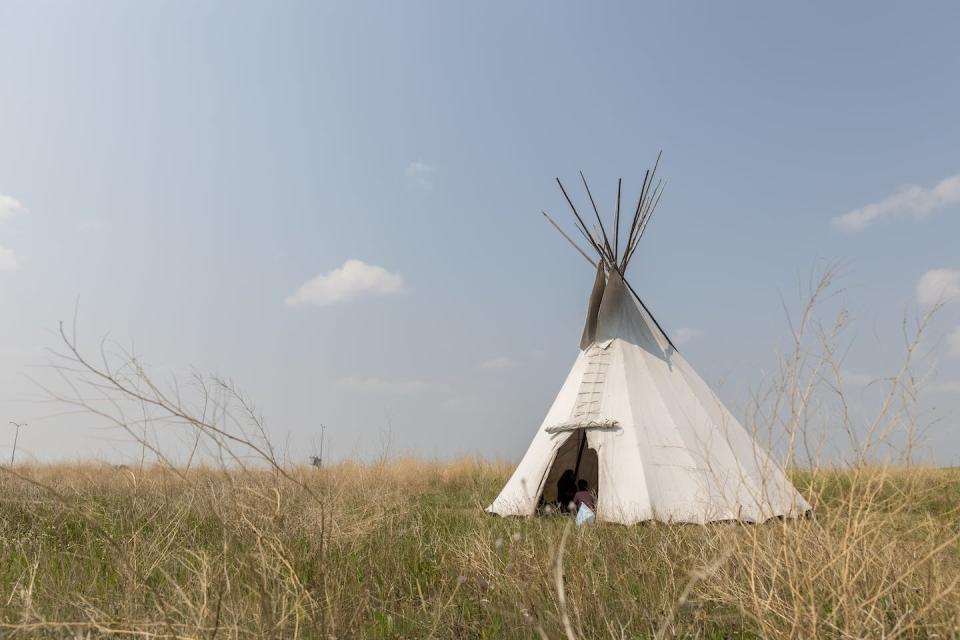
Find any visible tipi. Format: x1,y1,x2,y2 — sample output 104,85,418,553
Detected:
488,159,811,524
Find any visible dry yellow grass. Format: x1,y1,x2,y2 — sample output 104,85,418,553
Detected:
0,460,958,639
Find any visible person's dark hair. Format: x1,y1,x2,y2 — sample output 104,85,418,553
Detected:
577,479,588,491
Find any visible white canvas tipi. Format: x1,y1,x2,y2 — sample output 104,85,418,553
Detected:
487,166,810,524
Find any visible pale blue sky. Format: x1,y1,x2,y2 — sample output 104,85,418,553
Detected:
1,2,959,463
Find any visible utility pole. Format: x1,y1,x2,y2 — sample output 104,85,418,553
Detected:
310,424,328,469
9,422,26,465
318,423,326,468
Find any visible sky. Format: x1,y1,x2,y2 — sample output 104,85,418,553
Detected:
1,2,959,465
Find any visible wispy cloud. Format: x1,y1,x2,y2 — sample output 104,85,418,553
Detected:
77,218,105,233
480,356,518,371
0,194,26,271
285,259,405,307
440,395,483,412
405,161,436,190
948,326,960,359
0,246,19,271
928,380,960,394
840,369,874,387
0,194,27,220
673,327,701,346
335,376,433,395
916,269,960,307
832,173,960,232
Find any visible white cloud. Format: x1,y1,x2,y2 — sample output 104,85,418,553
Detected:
480,356,518,370
335,376,432,395
0,246,19,271
673,327,701,346
405,161,436,190
916,269,960,307
832,173,960,232
948,326,960,358
0,194,27,220
285,259,405,307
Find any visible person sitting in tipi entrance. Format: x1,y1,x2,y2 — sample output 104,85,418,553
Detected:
575,478,597,526
574,479,595,512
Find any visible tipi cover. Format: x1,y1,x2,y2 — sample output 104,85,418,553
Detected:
487,166,810,524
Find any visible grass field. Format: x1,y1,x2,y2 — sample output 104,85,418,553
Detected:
1,460,958,639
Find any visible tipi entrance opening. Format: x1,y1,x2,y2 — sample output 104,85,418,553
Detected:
540,429,598,511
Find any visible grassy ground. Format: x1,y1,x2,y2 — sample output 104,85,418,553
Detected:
0,460,958,639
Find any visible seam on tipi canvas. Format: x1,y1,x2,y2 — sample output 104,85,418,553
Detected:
628,343,714,518
654,356,742,512
609,341,671,519
672,358,792,518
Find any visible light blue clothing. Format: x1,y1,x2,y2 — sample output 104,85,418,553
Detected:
576,504,596,526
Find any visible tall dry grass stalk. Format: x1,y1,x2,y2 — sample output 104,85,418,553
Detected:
0,267,957,638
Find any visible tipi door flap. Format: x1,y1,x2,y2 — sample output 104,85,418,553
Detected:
534,430,576,503
585,428,603,455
